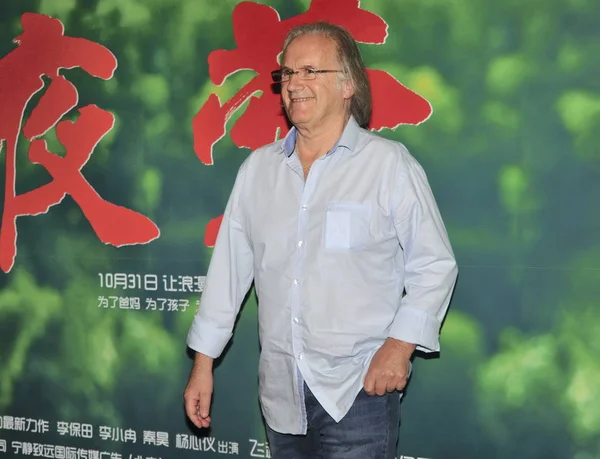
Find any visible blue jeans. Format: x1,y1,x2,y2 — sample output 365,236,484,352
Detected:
266,383,401,459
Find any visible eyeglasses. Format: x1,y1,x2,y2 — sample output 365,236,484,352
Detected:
271,67,344,83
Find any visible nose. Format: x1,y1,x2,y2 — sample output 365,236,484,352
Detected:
285,73,304,92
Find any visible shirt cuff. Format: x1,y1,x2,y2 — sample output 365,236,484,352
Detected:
186,314,232,359
388,306,442,353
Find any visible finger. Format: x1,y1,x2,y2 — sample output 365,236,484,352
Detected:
199,415,212,428
196,400,211,427
363,372,376,395
396,363,411,391
184,395,203,429
395,378,407,391
374,378,387,396
386,379,398,393
199,388,212,420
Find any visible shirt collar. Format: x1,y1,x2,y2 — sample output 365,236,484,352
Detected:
280,116,361,157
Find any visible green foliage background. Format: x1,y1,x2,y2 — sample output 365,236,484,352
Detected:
0,0,599,458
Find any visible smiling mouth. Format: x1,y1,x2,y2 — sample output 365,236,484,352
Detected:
291,97,314,103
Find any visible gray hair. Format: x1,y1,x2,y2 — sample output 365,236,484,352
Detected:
281,22,372,128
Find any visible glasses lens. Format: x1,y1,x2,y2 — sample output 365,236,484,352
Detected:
301,69,315,79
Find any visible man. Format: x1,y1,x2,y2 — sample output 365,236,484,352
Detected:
184,22,457,459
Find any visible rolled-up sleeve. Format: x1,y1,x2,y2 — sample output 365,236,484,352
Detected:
186,160,254,358
388,152,458,352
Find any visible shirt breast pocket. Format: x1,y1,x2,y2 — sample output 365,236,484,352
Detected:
324,201,371,251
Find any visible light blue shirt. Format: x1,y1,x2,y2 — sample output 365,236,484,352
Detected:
187,117,458,435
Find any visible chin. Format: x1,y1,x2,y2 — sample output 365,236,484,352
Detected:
290,116,311,127
289,108,313,122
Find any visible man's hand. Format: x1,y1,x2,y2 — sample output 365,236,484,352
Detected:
364,338,416,396
184,353,214,428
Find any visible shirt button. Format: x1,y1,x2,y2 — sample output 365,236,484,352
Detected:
297,240,303,247
293,279,299,285
293,317,299,324
298,352,303,360
301,205,307,210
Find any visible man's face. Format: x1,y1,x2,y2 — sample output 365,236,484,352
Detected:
281,34,353,130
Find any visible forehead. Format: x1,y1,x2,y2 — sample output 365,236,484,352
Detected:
282,34,338,67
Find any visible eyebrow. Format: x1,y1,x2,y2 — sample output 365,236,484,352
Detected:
281,65,316,70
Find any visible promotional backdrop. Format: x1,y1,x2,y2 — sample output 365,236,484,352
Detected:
1,1,599,458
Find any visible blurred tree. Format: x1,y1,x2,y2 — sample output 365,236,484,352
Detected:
478,248,600,457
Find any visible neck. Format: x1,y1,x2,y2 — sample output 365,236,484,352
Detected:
295,114,349,160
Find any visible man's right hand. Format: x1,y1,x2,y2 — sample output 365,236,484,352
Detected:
184,353,214,429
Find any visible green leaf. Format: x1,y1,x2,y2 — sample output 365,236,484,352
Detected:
556,90,600,135
487,55,535,96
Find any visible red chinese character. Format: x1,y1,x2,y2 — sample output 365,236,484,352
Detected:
0,13,160,273
193,0,432,246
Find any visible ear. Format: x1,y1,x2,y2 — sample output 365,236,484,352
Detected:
342,78,355,100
